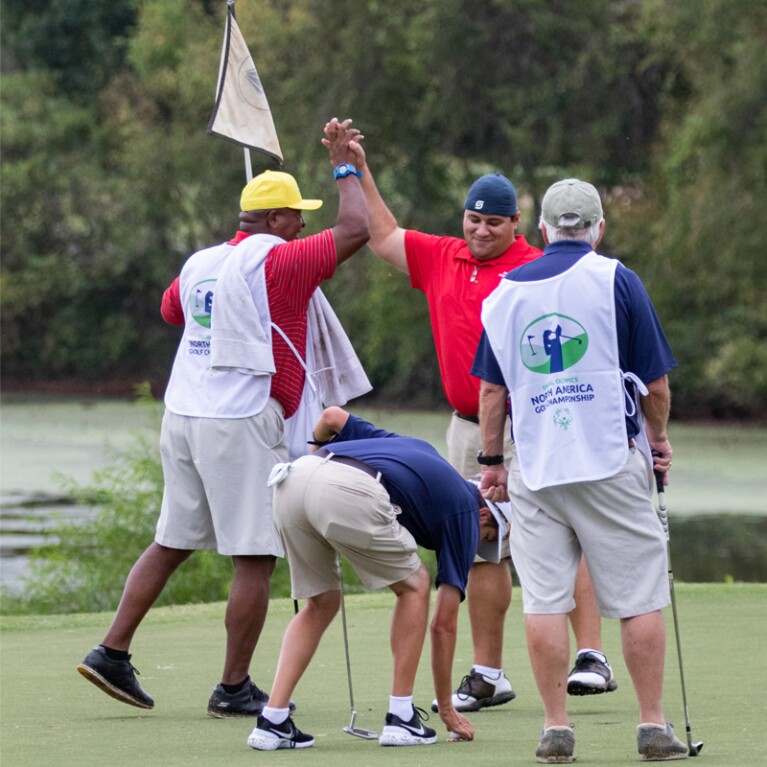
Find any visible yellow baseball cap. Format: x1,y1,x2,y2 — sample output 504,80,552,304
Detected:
240,170,323,212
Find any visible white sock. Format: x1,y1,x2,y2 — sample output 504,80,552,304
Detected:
389,695,413,720
262,706,290,725
473,664,503,680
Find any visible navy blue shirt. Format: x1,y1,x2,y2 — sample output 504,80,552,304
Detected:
327,415,480,598
471,241,677,439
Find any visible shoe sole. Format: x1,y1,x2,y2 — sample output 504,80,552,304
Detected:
535,755,576,764
207,700,296,718
208,706,263,719
453,689,517,713
567,680,617,696
432,689,517,713
639,750,688,761
379,733,437,746
247,733,314,750
77,663,154,709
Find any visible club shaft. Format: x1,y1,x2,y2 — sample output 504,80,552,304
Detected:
338,555,356,712
655,470,698,753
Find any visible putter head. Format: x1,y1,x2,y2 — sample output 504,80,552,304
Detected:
342,725,378,740
343,710,378,740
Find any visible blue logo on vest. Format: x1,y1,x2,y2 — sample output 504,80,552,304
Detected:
190,279,216,328
521,314,588,373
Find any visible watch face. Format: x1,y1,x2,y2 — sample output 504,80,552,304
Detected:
337,164,350,173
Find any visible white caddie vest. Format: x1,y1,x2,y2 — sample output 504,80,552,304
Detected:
164,239,273,419
482,251,641,490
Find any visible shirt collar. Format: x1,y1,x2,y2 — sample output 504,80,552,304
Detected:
227,231,253,246
543,240,593,258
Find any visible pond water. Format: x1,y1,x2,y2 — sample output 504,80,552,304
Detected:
1,395,766,593
1,395,160,594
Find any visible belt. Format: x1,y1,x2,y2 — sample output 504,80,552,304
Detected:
454,411,479,424
314,449,381,481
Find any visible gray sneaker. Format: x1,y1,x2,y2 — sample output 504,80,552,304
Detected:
207,679,296,719
637,722,688,761
535,726,575,764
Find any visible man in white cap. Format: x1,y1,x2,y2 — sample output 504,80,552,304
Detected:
77,119,369,719
473,178,686,762
247,407,509,751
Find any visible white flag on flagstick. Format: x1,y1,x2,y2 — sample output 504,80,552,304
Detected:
208,1,283,164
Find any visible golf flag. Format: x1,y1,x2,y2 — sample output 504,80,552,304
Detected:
208,1,283,164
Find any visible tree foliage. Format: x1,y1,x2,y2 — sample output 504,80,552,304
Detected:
1,0,765,417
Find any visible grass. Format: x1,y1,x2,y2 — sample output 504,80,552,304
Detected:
2,584,765,766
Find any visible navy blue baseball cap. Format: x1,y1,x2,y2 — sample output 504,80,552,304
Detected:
464,173,518,217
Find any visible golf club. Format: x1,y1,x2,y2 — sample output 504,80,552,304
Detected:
338,554,378,740
654,465,704,757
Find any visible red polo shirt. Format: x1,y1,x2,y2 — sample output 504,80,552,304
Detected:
406,230,541,415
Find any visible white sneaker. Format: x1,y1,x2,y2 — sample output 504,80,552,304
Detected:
431,668,516,712
247,715,315,751
379,706,437,746
567,650,618,696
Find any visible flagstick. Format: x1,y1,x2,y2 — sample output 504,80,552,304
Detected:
243,147,253,182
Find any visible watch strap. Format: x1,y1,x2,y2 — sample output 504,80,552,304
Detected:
477,452,504,466
333,163,362,179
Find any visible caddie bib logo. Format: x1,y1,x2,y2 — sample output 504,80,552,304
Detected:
520,313,588,373
189,279,216,328
553,408,574,430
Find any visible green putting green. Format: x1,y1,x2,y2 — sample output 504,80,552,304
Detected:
2,584,764,766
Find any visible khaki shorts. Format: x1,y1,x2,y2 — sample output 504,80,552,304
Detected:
446,412,513,563
273,454,421,599
508,445,670,619
155,400,287,556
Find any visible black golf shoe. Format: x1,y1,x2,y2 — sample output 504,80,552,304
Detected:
247,714,315,750
77,645,154,709
207,679,296,718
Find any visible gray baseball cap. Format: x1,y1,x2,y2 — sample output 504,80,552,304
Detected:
541,178,603,228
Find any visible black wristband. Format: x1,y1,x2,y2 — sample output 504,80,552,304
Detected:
477,452,504,466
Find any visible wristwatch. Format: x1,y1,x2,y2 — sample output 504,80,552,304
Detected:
477,451,504,466
333,163,362,179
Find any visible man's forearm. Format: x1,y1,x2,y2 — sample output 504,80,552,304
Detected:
641,375,673,479
430,586,460,711
359,168,398,240
310,406,349,446
356,165,408,272
641,375,670,442
332,176,370,264
479,380,509,455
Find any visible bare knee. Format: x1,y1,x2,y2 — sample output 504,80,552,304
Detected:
144,542,193,570
305,590,342,625
389,563,431,600
232,554,277,580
